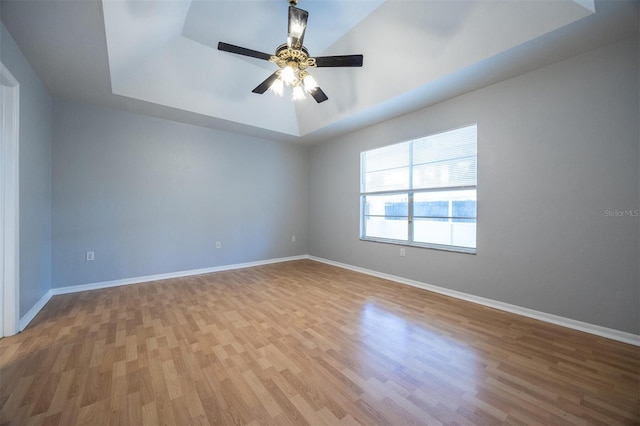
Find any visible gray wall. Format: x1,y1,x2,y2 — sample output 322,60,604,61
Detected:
4,17,637,336
52,101,308,288
309,36,639,334
1,23,52,316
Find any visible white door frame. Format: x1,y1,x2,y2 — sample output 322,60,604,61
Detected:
1,61,20,338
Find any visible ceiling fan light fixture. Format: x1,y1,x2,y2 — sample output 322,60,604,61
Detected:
217,0,363,104
292,85,306,100
302,74,318,93
280,65,297,85
270,78,284,96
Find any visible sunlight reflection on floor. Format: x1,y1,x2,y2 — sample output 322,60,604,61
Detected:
358,301,481,391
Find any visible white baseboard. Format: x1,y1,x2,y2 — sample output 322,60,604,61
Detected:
19,290,53,331
51,255,308,296
18,256,307,329
308,256,640,347
18,254,639,346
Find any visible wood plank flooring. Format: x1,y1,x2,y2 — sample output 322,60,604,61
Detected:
1,259,638,425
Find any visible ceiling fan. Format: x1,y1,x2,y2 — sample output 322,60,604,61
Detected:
217,0,363,103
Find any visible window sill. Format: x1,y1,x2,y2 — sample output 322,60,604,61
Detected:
360,237,477,255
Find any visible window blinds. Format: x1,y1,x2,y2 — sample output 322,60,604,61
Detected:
361,124,477,193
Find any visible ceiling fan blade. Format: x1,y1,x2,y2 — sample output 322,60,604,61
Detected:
288,6,309,49
310,87,328,103
252,71,280,94
218,42,272,61
314,55,363,67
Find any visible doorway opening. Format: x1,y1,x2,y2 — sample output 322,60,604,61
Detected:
1,60,20,338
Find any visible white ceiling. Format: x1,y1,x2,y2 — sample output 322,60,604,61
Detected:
1,0,638,144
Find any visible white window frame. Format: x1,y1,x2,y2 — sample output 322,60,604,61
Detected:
359,124,477,254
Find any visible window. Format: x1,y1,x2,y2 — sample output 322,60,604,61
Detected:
360,124,477,253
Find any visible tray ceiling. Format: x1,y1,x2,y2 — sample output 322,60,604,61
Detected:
103,0,593,137
2,0,637,143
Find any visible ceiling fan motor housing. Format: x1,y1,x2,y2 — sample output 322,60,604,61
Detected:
272,44,316,72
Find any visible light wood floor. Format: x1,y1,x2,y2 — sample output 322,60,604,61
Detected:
1,260,638,425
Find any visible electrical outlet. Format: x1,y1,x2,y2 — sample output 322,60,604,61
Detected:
216,242,221,249
86,251,95,261
400,248,405,257
291,235,296,242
